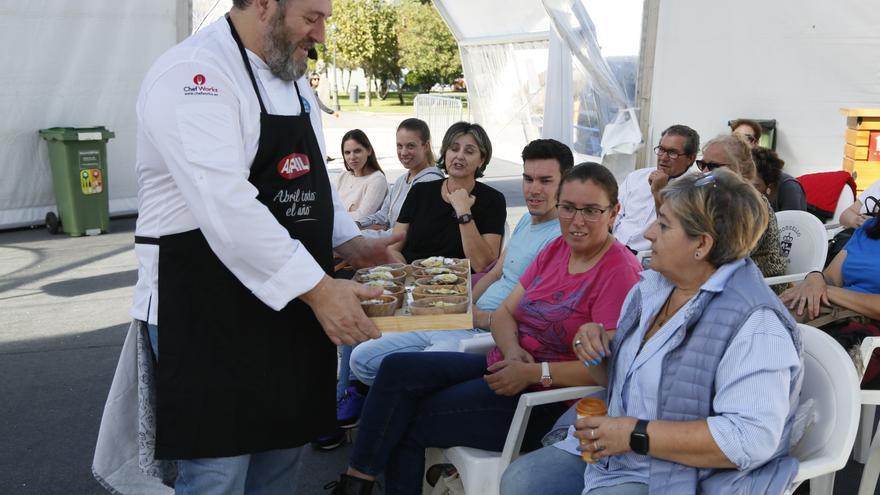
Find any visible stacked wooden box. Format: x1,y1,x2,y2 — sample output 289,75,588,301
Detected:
841,108,880,192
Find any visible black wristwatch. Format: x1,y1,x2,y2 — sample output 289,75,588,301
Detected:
457,213,474,224
630,419,650,455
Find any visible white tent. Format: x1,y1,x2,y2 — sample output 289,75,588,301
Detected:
0,1,192,229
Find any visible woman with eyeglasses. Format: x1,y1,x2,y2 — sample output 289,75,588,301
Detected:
326,163,642,494
730,118,762,149
501,168,803,495
697,135,786,280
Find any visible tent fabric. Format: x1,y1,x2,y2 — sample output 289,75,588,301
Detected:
0,1,180,229
647,0,880,176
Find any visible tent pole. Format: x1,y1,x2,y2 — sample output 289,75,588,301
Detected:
177,0,193,42
635,0,660,170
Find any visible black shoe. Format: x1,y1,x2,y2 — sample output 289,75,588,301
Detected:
310,428,346,451
324,474,375,494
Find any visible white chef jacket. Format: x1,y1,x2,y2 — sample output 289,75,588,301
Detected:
132,17,360,325
612,166,697,252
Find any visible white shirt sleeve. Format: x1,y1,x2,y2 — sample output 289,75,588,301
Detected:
706,309,801,470
140,60,327,311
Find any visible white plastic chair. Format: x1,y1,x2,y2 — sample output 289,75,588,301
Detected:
766,210,828,286
788,324,861,495
826,182,857,232
854,337,880,494
424,385,602,495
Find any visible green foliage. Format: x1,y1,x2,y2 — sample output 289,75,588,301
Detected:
322,0,400,104
397,0,462,92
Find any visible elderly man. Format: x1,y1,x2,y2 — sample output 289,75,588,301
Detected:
94,0,398,493
613,125,700,253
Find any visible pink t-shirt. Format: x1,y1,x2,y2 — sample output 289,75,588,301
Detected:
486,237,642,367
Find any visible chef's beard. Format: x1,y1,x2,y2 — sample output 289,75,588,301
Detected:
263,5,309,82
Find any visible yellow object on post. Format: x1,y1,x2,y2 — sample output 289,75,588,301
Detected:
840,108,880,191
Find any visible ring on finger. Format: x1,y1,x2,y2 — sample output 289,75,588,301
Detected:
590,428,596,439
593,441,601,452
574,339,582,346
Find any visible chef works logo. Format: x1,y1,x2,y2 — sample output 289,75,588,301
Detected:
183,73,219,96
277,153,311,180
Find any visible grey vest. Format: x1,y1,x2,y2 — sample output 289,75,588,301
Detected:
607,259,803,495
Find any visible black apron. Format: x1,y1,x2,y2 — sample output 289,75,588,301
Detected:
151,16,336,460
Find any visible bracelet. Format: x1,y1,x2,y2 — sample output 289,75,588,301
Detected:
487,312,493,329
806,270,824,280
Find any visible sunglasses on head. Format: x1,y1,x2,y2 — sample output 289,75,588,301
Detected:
696,160,727,172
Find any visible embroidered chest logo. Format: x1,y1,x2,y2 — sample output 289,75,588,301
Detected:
277,153,311,180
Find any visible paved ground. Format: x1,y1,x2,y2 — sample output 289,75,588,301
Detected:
0,110,874,493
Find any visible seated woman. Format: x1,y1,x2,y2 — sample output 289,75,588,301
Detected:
327,163,642,495
781,202,880,322
335,129,388,220
841,178,880,229
698,135,786,279
356,118,444,237
752,146,806,212
501,168,803,495
389,121,506,273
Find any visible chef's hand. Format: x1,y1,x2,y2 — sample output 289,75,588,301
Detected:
300,276,383,345
335,232,405,269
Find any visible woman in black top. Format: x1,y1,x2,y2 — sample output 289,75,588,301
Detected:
390,122,506,272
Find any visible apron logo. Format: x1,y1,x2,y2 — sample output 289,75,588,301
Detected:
277,153,311,180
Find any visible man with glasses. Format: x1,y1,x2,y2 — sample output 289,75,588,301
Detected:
613,124,700,253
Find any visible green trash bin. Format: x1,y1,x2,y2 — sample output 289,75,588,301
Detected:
39,126,114,236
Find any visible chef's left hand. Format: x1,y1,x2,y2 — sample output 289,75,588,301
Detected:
484,359,535,396
336,232,405,268
575,415,638,460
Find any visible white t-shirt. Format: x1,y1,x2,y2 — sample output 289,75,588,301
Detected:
132,18,359,324
858,179,880,214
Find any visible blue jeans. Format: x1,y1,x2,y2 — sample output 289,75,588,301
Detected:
337,345,354,401
501,445,585,495
147,324,304,493
349,329,484,385
348,352,566,495
175,448,304,495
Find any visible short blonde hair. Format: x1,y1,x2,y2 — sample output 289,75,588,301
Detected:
703,134,756,182
661,168,768,267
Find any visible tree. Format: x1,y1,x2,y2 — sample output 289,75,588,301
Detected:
397,0,462,93
319,0,400,106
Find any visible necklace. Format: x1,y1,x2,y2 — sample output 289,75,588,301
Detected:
642,288,694,349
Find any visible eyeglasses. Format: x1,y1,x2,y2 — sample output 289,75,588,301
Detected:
696,160,728,172
653,146,686,160
556,203,611,221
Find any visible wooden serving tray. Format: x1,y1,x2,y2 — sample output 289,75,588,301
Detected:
368,261,473,333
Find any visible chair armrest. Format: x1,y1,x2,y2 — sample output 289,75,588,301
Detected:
861,337,880,371
498,386,606,471
792,457,848,484
457,333,495,354
765,272,808,286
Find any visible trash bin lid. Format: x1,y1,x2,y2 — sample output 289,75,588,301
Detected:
39,126,115,142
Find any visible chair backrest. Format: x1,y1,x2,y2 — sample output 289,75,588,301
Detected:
830,183,856,225
775,210,828,275
790,324,860,478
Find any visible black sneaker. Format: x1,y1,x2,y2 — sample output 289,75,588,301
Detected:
311,428,346,451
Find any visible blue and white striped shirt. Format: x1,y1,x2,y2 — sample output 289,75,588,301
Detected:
554,259,801,493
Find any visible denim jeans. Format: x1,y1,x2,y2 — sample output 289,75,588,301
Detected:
349,329,484,385
337,345,354,401
175,447,304,495
348,352,566,495
500,445,585,495
147,324,304,493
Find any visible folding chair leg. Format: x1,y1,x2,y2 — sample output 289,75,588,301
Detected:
858,428,880,495
856,404,877,464
810,473,835,495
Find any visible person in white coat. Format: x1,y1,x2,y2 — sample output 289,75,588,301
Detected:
93,1,398,493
